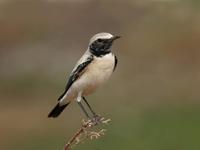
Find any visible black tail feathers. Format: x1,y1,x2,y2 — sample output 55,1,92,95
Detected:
48,102,70,118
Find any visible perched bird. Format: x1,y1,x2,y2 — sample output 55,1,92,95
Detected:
48,32,120,121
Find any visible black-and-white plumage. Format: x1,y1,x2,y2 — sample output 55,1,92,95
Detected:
48,32,120,118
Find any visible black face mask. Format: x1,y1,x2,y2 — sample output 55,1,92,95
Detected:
89,39,112,57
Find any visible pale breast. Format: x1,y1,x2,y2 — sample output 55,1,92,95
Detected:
82,53,115,95
63,53,115,102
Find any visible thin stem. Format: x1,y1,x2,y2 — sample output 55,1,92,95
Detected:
64,121,91,150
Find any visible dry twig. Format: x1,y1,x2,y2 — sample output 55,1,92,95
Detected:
64,117,111,150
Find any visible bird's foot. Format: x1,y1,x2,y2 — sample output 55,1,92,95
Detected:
91,115,102,126
82,115,111,127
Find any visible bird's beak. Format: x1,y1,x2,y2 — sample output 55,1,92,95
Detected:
108,36,121,43
111,35,121,41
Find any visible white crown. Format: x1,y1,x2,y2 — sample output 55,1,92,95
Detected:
89,32,113,45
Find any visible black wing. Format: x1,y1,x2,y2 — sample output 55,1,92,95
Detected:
113,55,118,72
58,55,94,101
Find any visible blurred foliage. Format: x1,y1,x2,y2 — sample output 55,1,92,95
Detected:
0,0,200,150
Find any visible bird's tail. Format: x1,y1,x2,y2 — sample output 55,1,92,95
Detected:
48,102,70,118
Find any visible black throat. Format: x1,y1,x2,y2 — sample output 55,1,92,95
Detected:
89,47,110,57
89,41,112,57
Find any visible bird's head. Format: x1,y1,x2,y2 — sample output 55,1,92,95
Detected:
89,32,120,57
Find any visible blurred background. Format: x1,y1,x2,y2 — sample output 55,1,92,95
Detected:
1,0,200,150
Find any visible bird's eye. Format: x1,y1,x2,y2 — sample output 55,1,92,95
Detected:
97,39,103,42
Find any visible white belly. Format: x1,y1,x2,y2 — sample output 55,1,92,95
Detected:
65,53,115,101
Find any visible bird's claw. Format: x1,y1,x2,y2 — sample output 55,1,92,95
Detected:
91,115,102,125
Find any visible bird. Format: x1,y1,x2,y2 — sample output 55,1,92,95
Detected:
48,32,120,121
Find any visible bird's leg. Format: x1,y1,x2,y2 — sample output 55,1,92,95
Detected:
78,101,91,119
77,92,91,119
82,97,101,123
82,97,96,116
